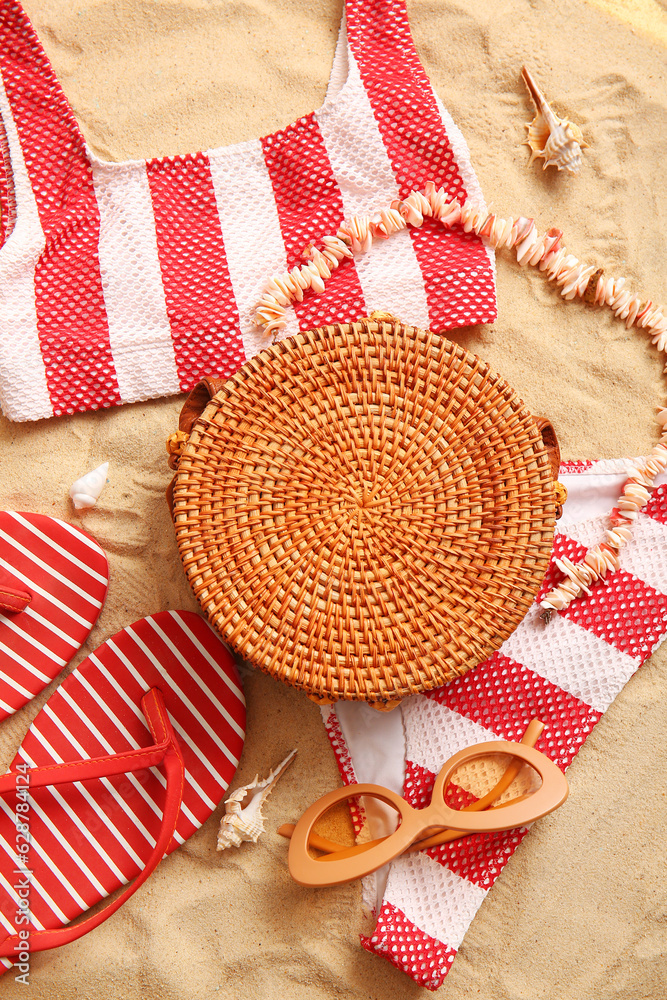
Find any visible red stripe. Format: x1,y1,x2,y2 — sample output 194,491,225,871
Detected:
0,113,15,247
261,116,367,329
323,708,366,838
361,900,457,990
345,0,496,332
562,570,667,660
426,825,528,892
146,153,245,390
560,459,595,473
0,803,84,927
16,514,108,575
536,531,589,603
403,759,476,811
1,614,72,668
0,2,121,416
2,534,102,617
426,652,601,771
168,615,246,730
403,760,536,890
643,482,667,524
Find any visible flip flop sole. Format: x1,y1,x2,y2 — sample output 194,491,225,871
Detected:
0,611,245,957
0,512,109,718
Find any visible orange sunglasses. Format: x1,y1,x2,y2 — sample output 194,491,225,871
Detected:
280,719,568,887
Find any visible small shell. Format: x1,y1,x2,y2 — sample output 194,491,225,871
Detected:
216,749,296,851
68,462,109,510
521,66,588,175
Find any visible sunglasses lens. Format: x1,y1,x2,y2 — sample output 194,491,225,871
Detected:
308,791,402,859
444,751,542,810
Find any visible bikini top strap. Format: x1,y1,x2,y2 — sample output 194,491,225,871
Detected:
344,0,426,84
343,0,471,201
0,0,90,238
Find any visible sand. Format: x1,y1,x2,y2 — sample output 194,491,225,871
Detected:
0,0,666,997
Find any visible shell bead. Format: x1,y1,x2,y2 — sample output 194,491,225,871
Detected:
253,181,667,612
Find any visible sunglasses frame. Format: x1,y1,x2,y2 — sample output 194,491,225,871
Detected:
288,739,569,887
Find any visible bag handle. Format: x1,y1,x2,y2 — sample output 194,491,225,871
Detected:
165,376,227,514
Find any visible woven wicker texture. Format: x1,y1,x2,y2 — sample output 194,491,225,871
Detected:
172,319,556,703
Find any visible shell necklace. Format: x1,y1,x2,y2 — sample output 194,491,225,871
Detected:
253,183,667,615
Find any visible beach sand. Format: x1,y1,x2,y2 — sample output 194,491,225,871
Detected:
0,1,666,997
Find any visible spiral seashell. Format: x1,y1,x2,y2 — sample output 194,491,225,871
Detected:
216,749,296,851
68,462,109,510
521,66,588,175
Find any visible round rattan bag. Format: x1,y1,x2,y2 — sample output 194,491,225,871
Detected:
170,317,557,706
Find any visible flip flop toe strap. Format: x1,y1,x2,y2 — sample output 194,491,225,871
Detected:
0,567,31,614
0,686,185,957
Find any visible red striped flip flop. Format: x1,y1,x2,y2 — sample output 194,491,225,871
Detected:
0,511,109,718
0,610,245,966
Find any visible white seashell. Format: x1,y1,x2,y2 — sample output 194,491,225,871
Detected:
216,749,296,851
521,66,588,175
68,462,109,510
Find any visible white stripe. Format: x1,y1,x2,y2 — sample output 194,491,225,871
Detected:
208,138,299,360
0,795,90,910
565,507,667,597
0,613,67,669
0,687,16,715
0,648,39,698
84,657,214,818
91,156,180,402
0,851,46,930
558,513,608,549
317,39,429,328
21,605,78,646
58,688,164,822
620,513,667,594
8,512,108,586
0,556,95,630
0,75,52,421
54,517,111,560
58,677,192,834
23,793,107,896
19,748,129,884
401,698,500,776
126,625,242,768
0,527,104,609
385,851,487,950
106,636,236,789
32,720,155,858
152,615,245,737
0,856,45,929
501,605,639,713
0,804,69,924
171,612,244,702
42,703,158,847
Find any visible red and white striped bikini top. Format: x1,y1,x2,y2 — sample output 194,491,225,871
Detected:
0,0,496,422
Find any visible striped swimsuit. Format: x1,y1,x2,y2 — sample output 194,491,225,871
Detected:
0,0,495,422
